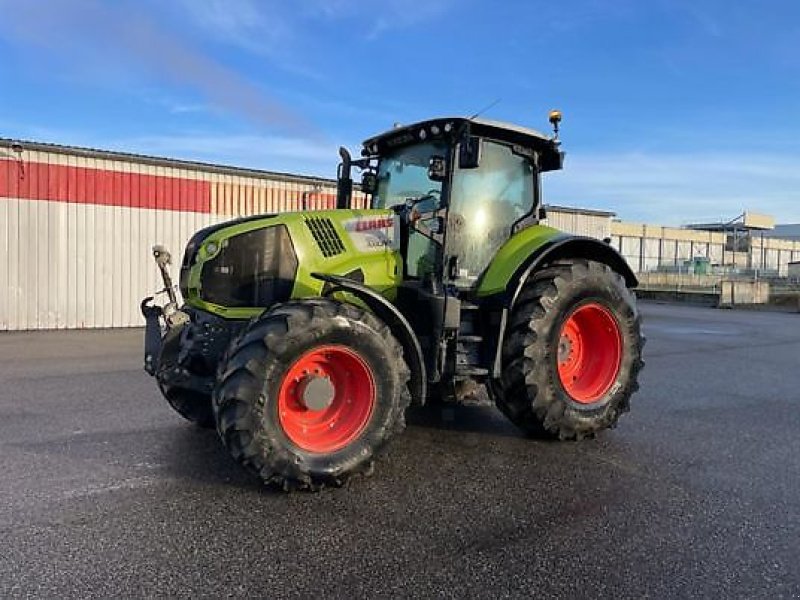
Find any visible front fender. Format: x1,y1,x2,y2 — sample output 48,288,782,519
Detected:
311,273,427,406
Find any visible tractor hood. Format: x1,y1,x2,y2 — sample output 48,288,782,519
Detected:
180,210,403,320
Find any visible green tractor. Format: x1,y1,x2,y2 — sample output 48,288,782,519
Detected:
142,113,644,490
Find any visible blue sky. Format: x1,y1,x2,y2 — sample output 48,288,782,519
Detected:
1,0,800,224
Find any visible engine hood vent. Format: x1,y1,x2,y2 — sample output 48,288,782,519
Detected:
305,217,345,258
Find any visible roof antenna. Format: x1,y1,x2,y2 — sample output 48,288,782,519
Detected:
467,98,501,121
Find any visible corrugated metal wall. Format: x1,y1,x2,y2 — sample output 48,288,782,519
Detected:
1,140,365,330
0,138,613,331
9,138,800,330
610,222,800,275
542,208,612,240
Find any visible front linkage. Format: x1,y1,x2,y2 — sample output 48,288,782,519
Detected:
141,245,184,376
141,246,237,427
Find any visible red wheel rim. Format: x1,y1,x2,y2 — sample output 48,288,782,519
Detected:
557,302,622,404
277,345,375,453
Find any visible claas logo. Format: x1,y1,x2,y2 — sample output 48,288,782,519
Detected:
351,217,394,232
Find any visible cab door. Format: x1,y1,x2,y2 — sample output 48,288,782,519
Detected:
445,140,536,287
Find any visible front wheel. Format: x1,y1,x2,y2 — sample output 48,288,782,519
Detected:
158,383,215,429
156,324,215,428
213,298,411,491
491,259,644,439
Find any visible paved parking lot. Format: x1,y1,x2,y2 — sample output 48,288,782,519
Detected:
1,302,799,599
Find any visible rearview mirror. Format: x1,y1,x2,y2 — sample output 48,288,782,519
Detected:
458,136,481,169
428,155,446,182
361,172,378,194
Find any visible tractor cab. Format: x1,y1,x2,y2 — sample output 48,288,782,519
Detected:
342,116,564,287
330,115,575,395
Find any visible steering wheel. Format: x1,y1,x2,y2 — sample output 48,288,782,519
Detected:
393,189,441,223
411,189,442,217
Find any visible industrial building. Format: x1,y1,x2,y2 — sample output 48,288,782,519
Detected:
0,138,365,330
612,212,800,276
3,137,800,330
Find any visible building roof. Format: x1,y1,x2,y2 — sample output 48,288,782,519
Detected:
0,137,339,187
546,204,616,218
763,224,800,239
686,211,775,232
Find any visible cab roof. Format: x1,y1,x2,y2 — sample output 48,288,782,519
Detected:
362,117,564,171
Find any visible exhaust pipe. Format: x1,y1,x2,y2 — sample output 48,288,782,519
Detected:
336,147,353,209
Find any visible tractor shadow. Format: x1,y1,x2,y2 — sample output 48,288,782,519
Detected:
155,425,272,491
10,420,268,493
406,402,529,440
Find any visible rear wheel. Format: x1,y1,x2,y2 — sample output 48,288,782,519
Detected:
213,298,411,490
490,259,644,439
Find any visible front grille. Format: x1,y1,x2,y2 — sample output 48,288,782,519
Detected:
200,225,298,308
305,217,345,258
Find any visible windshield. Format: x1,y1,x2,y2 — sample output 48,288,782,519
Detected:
373,142,448,278
373,142,447,210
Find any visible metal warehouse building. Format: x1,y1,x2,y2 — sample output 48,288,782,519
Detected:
0,138,613,331
4,137,800,331
0,138,366,330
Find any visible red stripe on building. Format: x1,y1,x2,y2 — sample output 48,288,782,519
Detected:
0,159,212,213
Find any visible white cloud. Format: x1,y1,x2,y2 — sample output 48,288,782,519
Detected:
168,103,211,115
547,151,800,225
0,0,318,136
177,0,454,49
171,0,325,79
361,0,455,40
175,0,291,54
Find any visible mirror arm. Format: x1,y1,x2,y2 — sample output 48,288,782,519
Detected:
351,157,372,170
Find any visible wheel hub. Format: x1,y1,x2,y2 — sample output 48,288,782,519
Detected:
277,345,376,454
556,302,622,404
297,375,336,411
558,335,573,364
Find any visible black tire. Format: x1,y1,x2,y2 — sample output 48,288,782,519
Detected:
490,259,644,440
213,298,411,491
157,383,215,429
156,325,215,429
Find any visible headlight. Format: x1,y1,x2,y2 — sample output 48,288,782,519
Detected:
204,241,219,257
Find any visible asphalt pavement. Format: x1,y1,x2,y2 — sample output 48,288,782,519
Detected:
1,302,799,599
